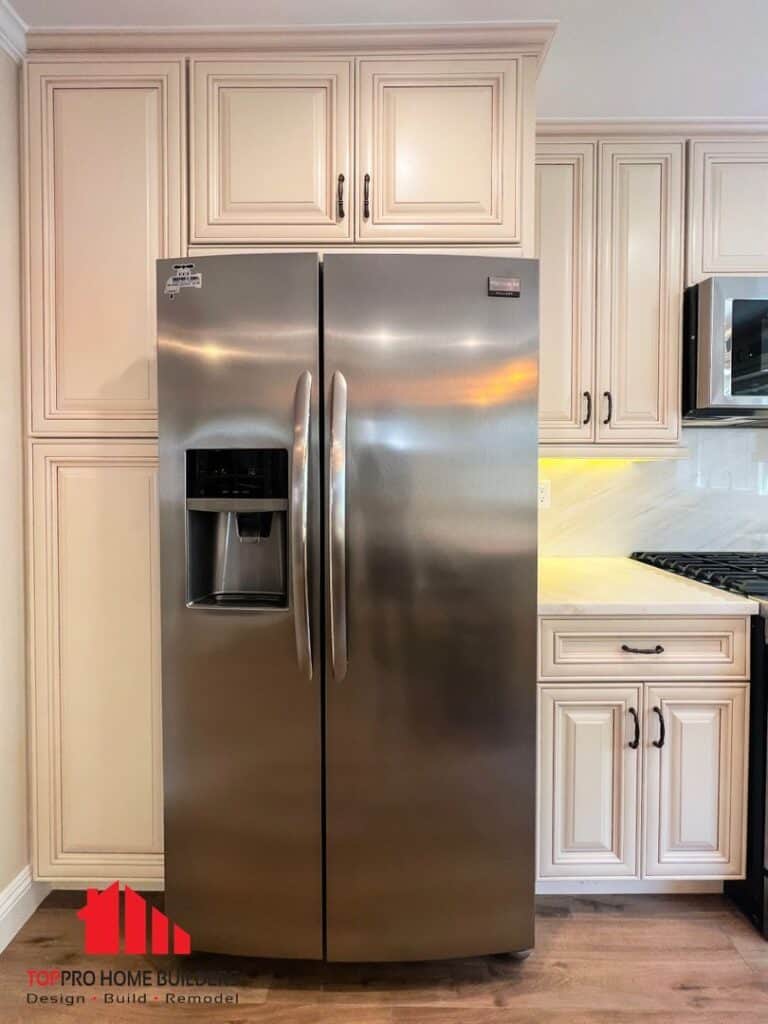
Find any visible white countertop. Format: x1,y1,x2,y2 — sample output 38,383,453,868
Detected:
538,557,759,616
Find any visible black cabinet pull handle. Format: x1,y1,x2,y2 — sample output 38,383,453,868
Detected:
583,390,592,425
337,174,345,219
652,706,666,748
628,707,640,749
603,391,613,424
363,173,371,220
621,643,664,655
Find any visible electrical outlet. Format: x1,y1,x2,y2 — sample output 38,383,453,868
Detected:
538,480,551,509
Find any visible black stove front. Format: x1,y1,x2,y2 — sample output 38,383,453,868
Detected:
631,551,768,938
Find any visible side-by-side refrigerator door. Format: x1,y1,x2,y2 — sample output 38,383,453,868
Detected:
323,254,539,961
157,253,323,957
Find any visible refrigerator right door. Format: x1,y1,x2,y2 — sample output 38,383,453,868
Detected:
323,254,538,961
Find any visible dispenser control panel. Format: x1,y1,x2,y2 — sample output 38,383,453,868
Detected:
187,449,288,499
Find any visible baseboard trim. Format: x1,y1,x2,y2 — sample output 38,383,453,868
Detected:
42,877,165,892
536,879,724,895
0,866,50,953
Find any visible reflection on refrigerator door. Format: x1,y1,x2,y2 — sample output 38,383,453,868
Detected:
157,252,538,961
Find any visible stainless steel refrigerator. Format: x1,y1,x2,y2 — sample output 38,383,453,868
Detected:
156,252,538,962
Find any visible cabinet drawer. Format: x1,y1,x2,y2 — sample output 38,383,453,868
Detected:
539,617,749,680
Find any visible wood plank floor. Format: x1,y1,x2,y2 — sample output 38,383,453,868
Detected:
1,894,767,1022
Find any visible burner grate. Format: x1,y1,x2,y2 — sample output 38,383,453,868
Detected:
631,552,768,599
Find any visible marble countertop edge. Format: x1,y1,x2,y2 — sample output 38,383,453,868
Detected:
537,557,760,617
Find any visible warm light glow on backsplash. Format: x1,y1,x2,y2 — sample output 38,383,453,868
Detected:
539,428,768,556
539,458,643,470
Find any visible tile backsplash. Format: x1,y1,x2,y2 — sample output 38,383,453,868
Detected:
539,429,768,555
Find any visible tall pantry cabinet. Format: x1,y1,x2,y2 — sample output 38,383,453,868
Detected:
25,58,184,884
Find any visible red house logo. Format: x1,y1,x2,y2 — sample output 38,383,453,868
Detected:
77,882,191,955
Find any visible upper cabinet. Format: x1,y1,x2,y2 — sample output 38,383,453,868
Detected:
535,140,596,442
191,60,353,244
356,57,535,245
536,135,684,451
26,60,185,436
596,140,684,444
687,138,768,282
190,53,537,247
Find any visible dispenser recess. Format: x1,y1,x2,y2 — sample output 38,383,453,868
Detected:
185,449,288,609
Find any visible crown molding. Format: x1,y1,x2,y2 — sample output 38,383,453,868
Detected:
537,117,768,136
0,0,26,61
25,19,557,59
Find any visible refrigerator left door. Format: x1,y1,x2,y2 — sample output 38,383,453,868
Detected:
157,253,323,957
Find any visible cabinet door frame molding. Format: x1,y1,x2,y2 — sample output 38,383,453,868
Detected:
191,58,353,243
687,136,768,282
644,682,749,879
595,138,684,444
356,55,534,245
24,57,186,437
538,684,642,879
28,441,163,885
535,138,596,442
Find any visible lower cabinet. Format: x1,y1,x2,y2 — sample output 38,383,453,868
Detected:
538,681,749,882
29,441,163,884
644,684,748,878
538,685,641,878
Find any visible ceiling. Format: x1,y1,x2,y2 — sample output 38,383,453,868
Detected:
5,0,768,119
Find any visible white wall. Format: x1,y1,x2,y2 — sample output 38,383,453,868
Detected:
12,0,768,118
0,47,28,892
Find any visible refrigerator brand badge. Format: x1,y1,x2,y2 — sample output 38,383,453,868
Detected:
164,263,202,298
487,276,521,298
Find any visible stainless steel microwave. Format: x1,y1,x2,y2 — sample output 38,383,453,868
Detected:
684,276,768,423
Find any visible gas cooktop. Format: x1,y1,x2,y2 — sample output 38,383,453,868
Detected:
632,552,768,598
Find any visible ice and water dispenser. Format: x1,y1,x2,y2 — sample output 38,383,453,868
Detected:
186,449,288,609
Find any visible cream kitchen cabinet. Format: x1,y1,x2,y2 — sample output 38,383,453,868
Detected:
190,53,536,246
190,59,353,243
25,59,185,436
644,683,748,878
538,684,642,879
536,137,684,450
687,138,768,283
356,56,535,245
535,140,596,442
596,140,684,444
29,441,163,884
538,680,748,883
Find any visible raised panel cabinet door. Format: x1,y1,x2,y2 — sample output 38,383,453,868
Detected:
538,685,642,879
357,57,534,244
30,442,162,883
536,140,597,442
596,140,684,443
688,138,768,282
644,684,748,878
26,60,185,436
191,60,352,243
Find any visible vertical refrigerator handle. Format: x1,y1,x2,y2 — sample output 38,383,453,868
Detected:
329,371,348,681
291,371,313,680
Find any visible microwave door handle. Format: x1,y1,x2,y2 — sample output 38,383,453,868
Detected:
329,371,348,681
291,371,313,680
